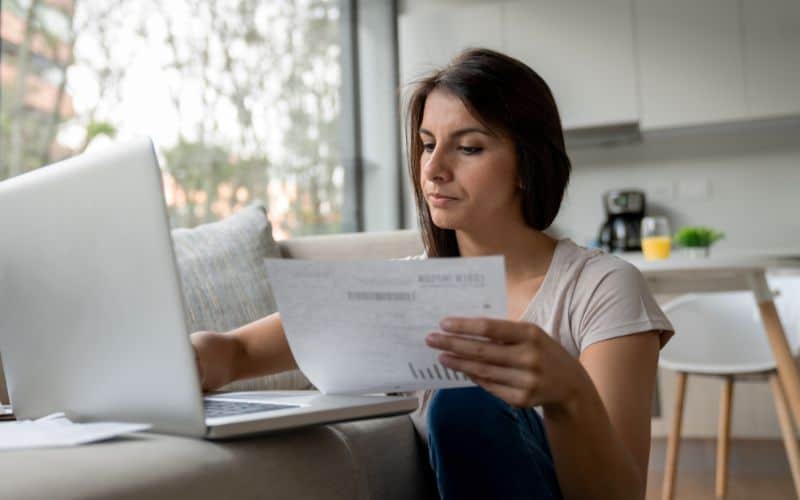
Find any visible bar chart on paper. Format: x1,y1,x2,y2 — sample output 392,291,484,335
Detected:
408,362,469,382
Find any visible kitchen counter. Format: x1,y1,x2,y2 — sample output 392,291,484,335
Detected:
614,248,800,273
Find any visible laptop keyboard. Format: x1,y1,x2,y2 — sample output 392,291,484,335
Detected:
203,399,298,418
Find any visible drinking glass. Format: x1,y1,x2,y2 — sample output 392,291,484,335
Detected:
641,216,671,260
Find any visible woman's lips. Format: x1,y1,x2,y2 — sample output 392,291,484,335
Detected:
428,193,459,208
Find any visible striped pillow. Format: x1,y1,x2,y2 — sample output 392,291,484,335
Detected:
171,202,312,391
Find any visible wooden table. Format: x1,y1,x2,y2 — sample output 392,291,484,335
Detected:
620,250,800,428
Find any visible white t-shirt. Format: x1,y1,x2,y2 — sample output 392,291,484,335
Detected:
406,238,675,444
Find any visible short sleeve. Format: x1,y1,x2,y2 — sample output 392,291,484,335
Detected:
576,260,674,352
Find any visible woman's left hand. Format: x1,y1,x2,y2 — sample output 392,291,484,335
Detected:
426,317,591,411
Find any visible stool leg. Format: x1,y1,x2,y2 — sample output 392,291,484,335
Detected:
715,377,734,499
769,373,800,498
663,371,688,500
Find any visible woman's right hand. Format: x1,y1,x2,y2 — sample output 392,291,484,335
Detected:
190,331,241,392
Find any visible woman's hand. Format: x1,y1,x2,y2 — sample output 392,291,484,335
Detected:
190,331,242,392
425,317,592,413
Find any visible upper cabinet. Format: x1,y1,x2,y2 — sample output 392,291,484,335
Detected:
740,0,800,119
398,0,800,133
634,0,748,129
504,0,638,130
398,0,639,131
634,0,800,130
398,0,504,86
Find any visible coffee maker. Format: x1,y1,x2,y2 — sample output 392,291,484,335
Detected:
597,190,646,253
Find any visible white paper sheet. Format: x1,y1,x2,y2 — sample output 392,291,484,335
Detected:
265,256,507,394
0,412,151,450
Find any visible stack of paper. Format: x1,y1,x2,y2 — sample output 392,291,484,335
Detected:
0,412,150,450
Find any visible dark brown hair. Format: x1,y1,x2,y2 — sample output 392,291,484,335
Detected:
406,48,571,257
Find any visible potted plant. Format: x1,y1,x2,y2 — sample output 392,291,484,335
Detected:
673,226,725,257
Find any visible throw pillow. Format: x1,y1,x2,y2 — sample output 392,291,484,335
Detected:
171,202,312,391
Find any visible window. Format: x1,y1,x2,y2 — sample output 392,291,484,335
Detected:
0,0,355,238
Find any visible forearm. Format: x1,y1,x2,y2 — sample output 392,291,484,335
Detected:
542,375,644,500
227,312,298,381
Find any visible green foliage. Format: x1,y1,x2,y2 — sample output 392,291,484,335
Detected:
85,121,117,141
673,226,725,247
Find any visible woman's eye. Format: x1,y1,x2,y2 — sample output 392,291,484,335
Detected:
459,146,483,155
422,143,435,153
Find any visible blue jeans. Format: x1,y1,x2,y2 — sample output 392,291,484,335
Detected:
427,387,563,500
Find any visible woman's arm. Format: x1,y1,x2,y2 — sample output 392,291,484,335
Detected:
228,312,298,379
544,332,660,500
191,312,298,391
425,318,660,500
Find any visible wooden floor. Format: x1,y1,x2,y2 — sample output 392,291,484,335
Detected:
646,438,797,500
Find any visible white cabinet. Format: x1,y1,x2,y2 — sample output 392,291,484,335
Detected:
635,0,800,129
398,0,639,131
634,0,748,130
398,0,504,86
398,0,800,134
741,0,800,118
503,0,638,129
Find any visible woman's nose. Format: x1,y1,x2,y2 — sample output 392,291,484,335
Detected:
422,148,452,183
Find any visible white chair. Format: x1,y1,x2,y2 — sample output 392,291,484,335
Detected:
659,275,800,500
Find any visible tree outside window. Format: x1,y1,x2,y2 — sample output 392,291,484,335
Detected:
0,0,347,239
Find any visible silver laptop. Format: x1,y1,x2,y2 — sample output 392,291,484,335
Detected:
0,138,417,439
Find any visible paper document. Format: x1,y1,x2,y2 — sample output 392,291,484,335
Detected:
265,256,506,394
0,412,151,450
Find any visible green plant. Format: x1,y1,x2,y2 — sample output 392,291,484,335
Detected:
673,226,725,247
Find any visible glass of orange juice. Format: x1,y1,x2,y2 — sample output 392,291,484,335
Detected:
641,216,671,260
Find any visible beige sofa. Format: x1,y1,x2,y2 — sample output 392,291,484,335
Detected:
0,222,438,500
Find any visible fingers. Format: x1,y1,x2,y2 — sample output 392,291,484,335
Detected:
428,318,548,408
439,317,539,343
426,332,517,366
439,353,535,390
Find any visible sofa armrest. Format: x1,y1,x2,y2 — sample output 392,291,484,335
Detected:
331,416,438,500
0,415,435,500
278,230,423,260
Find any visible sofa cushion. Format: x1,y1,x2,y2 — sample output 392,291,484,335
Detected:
171,202,311,391
0,415,429,500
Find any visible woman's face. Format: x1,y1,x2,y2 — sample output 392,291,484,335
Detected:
419,89,520,231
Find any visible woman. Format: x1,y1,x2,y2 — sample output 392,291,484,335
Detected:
193,48,674,500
